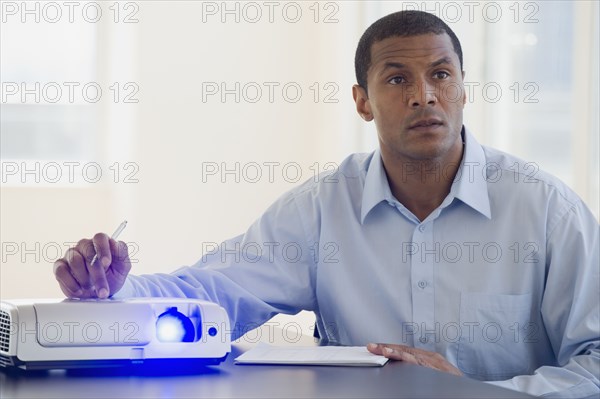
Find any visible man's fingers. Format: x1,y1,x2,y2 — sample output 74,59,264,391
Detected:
377,345,463,376
382,347,418,362
53,234,119,299
367,343,414,356
88,262,109,298
76,238,95,264
64,248,91,289
384,347,438,371
398,350,427,367
53,259,83,297
92,233,112,268
88,233,111,298
103,240,132,296
367,343,384,355
109,239,131,277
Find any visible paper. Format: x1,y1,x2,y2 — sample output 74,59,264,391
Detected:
234,342,389,367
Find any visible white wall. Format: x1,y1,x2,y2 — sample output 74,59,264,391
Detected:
126,2,362,275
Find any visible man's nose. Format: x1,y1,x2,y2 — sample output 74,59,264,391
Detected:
406,80,438,107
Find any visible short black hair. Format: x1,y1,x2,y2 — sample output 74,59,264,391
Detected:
355,10,463,93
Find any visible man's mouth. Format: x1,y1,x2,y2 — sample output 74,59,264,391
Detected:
409,119,444,130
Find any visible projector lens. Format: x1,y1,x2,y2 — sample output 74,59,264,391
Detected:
156,307,195,342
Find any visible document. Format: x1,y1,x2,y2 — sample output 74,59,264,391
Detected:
234,342,389,367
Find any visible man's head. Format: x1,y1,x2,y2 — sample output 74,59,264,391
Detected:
355,10,463,94
351,11,466,165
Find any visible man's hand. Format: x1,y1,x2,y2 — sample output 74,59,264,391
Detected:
53,233,131,299
367,343,463,376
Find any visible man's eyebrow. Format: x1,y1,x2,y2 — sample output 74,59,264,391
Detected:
379,56,454,72
429,56,453,68
381,62,406,72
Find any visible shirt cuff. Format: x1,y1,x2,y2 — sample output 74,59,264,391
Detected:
110,278,136,299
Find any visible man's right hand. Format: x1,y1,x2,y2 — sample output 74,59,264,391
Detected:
53,233,132,299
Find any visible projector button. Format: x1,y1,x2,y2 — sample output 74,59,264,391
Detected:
130,348,144,360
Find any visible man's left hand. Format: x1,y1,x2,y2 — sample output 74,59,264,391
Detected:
367,343,463,376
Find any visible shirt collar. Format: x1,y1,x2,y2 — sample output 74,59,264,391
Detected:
360,127,491,224
361,148,396,223
451,128,492,219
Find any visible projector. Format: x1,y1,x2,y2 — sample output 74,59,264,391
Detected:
0,298,231,370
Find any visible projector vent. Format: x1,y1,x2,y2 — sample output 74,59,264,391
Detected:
0,310,11,352
0,354,13,367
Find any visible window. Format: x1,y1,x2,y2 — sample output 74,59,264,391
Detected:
1,9,99,163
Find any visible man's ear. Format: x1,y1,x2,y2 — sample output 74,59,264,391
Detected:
461,71,467,106
352,84,374,121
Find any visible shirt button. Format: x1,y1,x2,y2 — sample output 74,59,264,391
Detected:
419,337,428,344
418,280,427,289
418,224,426,232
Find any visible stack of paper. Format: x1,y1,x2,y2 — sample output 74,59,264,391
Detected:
234,343,389,367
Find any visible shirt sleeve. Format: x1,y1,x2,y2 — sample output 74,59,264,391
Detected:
113,189,319,341
488,200,600,398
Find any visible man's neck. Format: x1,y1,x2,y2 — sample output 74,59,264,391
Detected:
382,142,464,222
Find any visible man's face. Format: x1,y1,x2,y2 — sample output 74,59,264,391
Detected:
353,33,466,163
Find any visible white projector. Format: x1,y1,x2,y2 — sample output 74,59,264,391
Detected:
0,298,231,370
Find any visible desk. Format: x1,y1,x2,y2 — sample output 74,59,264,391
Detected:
1,328,534,399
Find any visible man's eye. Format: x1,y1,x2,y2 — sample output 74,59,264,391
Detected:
388,76,406,85
434,71,450,79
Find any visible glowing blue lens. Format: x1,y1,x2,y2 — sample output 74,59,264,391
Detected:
156,316,184,342
156,307,195,342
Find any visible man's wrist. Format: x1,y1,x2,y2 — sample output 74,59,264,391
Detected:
110,278,135,299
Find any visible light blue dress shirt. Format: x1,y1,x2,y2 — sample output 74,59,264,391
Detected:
117,128,599,398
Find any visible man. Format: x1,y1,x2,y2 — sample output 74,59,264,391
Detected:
54,11,599,398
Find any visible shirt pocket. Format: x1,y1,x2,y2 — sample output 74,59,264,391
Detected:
457,292,533,380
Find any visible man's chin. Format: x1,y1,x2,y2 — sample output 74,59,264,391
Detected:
402,131,463,160
400,141,455,162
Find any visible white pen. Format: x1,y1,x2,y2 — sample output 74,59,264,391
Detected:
91,220,127,266
111,220,128,240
